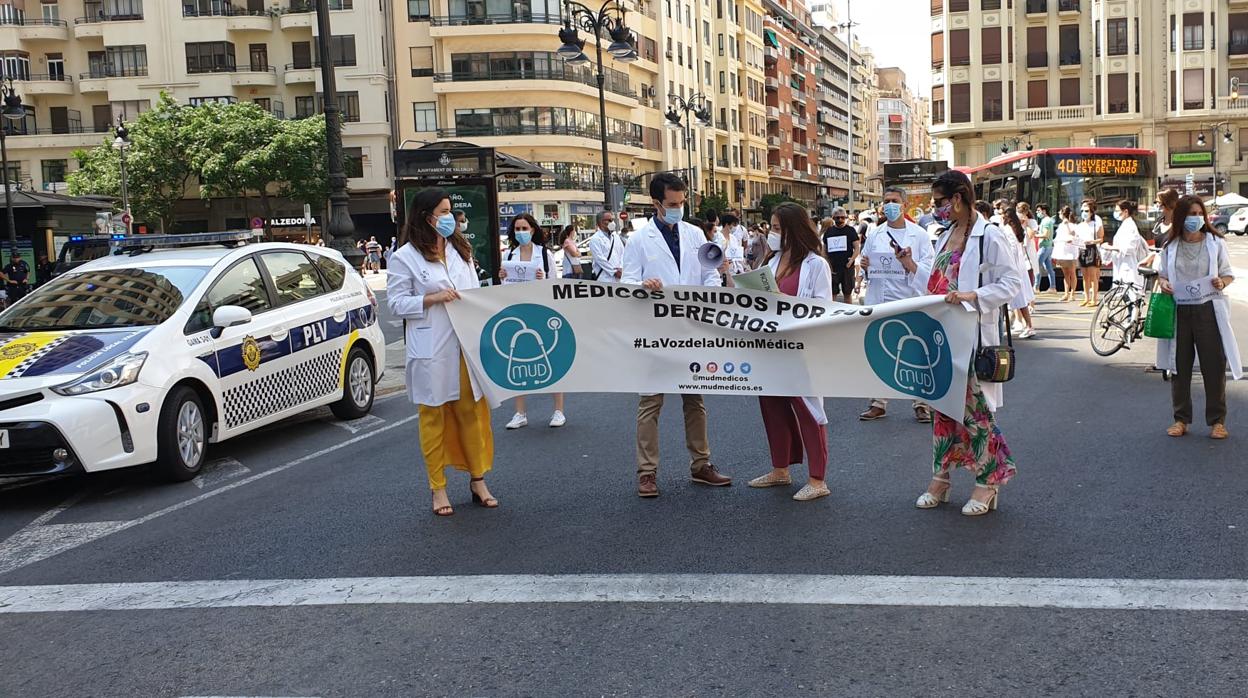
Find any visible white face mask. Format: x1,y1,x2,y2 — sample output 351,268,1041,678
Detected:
607,221,618,232
766,232,782,251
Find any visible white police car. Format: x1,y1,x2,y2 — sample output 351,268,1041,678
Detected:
0,231,385,481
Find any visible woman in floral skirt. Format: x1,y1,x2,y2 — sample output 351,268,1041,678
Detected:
919,171,1024,516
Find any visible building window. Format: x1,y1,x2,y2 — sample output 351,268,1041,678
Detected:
1106,18,1127,56
41,159,67,185
950,83,970,123
93,45,147,77
408,0,430,20
343,147,363,178
1183,68,1204,109
982,81,1003,121
931,32,944,69
981,27,1001,64
295,96,315,119
186,41,236,74
1059,77,1079,106
981,0,1000,8
1230,14,1248,55
410,47,432,76
1106,73,1128,113
931,85,944,123
187,96,236,107
1026,26,1047,68
1058,25,1080,65
949,29,969,66
1183,12,1203,51
315,92,360,122
317,35,356,67
412,101,436,131
1027,79,1047,108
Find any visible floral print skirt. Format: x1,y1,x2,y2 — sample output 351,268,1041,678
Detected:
932,372,1016,486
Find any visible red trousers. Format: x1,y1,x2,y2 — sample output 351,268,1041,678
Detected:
758,396,828,480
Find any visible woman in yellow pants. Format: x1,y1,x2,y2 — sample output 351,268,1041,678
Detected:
387,187,497,516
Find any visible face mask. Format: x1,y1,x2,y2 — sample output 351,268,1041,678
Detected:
435,213,456,238
883,202,903,223
661,206,683,226
1184,215,1205,233
1081,210,1092,221
515,230,533,246
1113,211,1125,222
766,232,782,251
607,221,618,232
933,202,953,224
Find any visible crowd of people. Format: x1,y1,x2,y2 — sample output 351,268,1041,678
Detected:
386,170,1239,520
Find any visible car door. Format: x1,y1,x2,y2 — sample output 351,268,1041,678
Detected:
199,255,297,437
254,250,347,411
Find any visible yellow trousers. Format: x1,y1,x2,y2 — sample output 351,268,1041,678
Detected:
418,357,494,490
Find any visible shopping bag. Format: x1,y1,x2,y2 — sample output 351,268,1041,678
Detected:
1143,291,1176,339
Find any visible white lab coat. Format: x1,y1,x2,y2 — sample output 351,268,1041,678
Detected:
862,220,935,305
933,214,1025,411
1155,235,1242,380
589,228,624,281
725,234,746,274
621,217,724,287
386,242,488,407
1007,231,1036,310
1102,217,1150,288
768,251,833,424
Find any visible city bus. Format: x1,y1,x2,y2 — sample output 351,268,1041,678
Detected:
957,147,1158,241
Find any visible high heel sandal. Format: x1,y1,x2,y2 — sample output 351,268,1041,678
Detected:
470,477,499,508
961,485,999,516
915,476,951,509
431,489,454,517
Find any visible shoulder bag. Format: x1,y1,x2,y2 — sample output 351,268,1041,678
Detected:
973,232,1016,383
593,235,616,281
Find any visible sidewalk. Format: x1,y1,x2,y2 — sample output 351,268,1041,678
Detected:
361,270,407,398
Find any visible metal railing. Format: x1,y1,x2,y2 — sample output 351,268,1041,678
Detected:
4,125,112,136
187,64,239,74
79,66,149,79
429,12,563,26
75,13,144,23
431,67,633,98
1231,40,1248,56
1025,0,1047,13
1026,52,1048,68
0,18,69,27
1058,0,1079,10
437,124,641,147
1059,50,1081,66
284,59,356,70
239,65,278,73
13,73,73,83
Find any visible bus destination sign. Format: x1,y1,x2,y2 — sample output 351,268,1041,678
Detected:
1054,155,1143,176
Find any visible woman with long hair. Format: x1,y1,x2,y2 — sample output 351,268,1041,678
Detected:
1016,201,1041,291
498,214,567,429
387,188,497,517
1153,188,1180,243
1052,205,1081,301
1156,196,1241,439
748,202,835,501
1076,198,1105,306
556,223,584,279
919,171,1022,515
1002,206,1037,338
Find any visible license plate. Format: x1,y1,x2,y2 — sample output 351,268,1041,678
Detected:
0,429,7,449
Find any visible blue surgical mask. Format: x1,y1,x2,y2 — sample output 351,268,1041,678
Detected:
1184,215,1205,233
435,213,456,238
883,202,903,223
661,206,683,226
1081,210,1092,221
515,230,533,246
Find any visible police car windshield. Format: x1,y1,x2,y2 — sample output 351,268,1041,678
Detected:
0,266,209,330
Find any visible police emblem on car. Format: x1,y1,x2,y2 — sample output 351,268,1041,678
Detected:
241,335,262,371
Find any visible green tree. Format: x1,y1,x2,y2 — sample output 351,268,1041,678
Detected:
759,193,800,220
268,115,328,213
67,92,193,233
184,101,281,228
697,192,731,220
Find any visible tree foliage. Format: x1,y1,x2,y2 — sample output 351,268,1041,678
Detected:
67,91,328,234
697,192,731,220
759,193,800,220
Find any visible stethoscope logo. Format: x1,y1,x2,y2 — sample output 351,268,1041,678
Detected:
480,304,576,390
875,318,945,397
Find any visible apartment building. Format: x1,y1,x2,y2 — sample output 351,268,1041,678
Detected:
929,0,1248,197
876,66,929,163
0,0,394,236
761,0,819,205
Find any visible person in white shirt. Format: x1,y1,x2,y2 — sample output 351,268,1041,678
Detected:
857,186,938,422
1076,198,1106,306
621,172,734,497
1051,205,1082,301
720,213,747,274
588,210,624,281
1100,199,1151,294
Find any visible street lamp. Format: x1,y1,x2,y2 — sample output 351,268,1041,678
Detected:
557,0,637,213
314,0,359,266
112,119,131,235
1,77,24,258
1197,121,1234,201
1000,134,1034,155
665,92,712,216
837,1,858,213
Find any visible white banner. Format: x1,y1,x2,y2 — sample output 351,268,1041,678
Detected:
445,281,980,418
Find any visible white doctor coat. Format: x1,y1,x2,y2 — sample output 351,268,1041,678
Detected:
1155,235,1242,381
862,220,935,305
767,251,833,424
589,228,624,281
933,215,1025,411
621,217,724,287
1102,217,1150,288
386,242,490,407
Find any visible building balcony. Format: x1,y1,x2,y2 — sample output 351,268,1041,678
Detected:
794,115,808,128
77,67,149,93
3,19,71,41
283,64,318,84
436,124,642,149
1025,0,1047,15
12,74,74,96
766,106,780,121
767,136,781,150
429,11,563,28
1058,0,1080,14
228,13,275,32
765,76,779,91
1018,103,1094,126
231,67,278,87
1230,40,1248,57
793,142,808,156
432,67,634,100
764,46,778,64
1059,50,1081,67
1219,96,1248,113
3,126,111,149
279,7,314,30
1026,52,1048,70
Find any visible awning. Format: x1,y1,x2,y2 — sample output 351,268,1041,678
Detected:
0,189,114,210
420,140,556,178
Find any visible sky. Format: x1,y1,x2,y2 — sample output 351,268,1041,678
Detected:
827,0,932,97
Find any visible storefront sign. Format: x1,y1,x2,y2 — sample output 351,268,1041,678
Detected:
1169,151,1213,167
883,160,950,185
498,203,533,235
269,216,317,227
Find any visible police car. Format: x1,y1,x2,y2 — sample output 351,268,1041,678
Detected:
0,231,385,481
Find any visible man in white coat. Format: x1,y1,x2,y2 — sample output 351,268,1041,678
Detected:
858,186,938,423
589,210,624,282
621,172,734,497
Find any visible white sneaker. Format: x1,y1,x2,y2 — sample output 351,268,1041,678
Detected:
1011,321,1026,335
549,410,566,428
505,413,528,430
1018,327,1036,339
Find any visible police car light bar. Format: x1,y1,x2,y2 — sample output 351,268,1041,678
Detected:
113,230,263,251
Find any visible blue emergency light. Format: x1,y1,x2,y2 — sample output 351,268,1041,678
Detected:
112,230,263,253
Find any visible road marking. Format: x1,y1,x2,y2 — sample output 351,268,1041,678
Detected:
1,574,1245,614
0,415,419,577
327,413,386,435
192,457,251,490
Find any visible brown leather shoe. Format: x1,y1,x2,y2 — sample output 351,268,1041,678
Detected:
637,473,659,497
1166,421,1188,437
690,464,732,486
859,406,887,421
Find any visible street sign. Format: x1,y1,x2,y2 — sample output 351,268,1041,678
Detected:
120,212,132,225
250,217,264,230
1185,171,1195,195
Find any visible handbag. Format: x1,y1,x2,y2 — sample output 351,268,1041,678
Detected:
974,233,1015,383
1143,291,1176,339
1078,243,1099,267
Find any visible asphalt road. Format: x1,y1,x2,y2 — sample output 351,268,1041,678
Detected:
1,268,1246,697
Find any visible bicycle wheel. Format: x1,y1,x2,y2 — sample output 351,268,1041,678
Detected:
1090,290,1129,356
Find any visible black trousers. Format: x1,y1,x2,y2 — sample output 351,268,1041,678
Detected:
830,266,854,301
1172,302,1228,426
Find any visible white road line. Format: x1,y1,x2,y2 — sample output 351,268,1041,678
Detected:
0,415,419,577
326,413,386,435
192,457,251,490
1,574,1245,614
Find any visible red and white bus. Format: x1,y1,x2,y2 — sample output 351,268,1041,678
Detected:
957,147,1158,239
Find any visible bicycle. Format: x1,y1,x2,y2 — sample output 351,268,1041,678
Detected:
1089,267,1157,357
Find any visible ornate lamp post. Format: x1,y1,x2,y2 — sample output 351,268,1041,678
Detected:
1196,122,1234,201
1,77,25,256
113,119,132,235
315,0,359,266
556,0,638,213
665,92,712,216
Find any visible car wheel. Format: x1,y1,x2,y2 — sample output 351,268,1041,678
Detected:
331,345,375,420
155,386,208,482
1215,223,1228,235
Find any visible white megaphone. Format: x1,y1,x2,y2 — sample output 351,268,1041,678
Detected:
698,241,725,270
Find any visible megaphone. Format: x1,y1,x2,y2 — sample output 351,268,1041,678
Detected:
698,241,725,270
